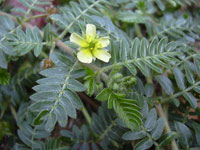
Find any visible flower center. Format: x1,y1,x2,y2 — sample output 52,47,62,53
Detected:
88,42,96,51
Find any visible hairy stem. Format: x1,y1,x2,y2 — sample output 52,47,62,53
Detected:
156,104,179,150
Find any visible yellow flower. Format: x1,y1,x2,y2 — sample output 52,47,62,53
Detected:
70,24,111,63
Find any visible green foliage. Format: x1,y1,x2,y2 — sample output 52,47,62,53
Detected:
12,0,52,15
97,89,142,130
61,104,127,150
0,68,10,85
40,138,69,150
120,37,182,76
117,11,150,23
13,103,50,150
1,0,200,150
156,60,200,108
30,52,84,132
0,15,15,68
7,27,44,57
122,102,174,150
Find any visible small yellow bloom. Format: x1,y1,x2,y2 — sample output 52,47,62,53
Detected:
70,24,111,63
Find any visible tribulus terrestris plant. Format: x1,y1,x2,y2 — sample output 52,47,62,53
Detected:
0,0,200,150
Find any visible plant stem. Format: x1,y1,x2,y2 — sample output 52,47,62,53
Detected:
134,23,143,38
81,106,91,125
9,104,17,123
156,104,179,150
161,81,200,104
24,14,47,22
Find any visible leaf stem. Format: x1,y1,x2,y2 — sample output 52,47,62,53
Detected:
81,106,91,125
24,14,48,22
99,51,179,74
161,81,200,104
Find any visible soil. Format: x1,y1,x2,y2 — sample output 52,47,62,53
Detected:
0,137,10,150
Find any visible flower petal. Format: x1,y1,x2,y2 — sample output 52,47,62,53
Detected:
70,33,88,47
93,49,111,63
86,24,96,42
96,36,110,48
77,49,93,63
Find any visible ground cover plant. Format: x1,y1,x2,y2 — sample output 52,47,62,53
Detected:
0,0,200,149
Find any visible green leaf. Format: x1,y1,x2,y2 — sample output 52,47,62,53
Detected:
174,121,192,148
117,11,150,23
149,36,158,55
184,63,195,84
84,78,95,96
30,57,83,132
120,38,129,60
124,63,137,76
194,57,200,77
135,138,153,150
61,92,77,118
131,37,140,58
171,97,180,107
193,86,200,94
17,130,32,147
108,93,115,109
139,38,148,58
124,37,179,76
54,104,68,127
1,42,16,56
0,69,10,85
37,77,64,85
30,92,57,102
44,23,51,42
34,44,43,57
33,84,61,93
134,61,150,77
0,50,7,69
144,83,154,97
156,75,174,96
159,132,176,147
50,14,68,29
63,89,83,110
151,118,165,140
183,92,197,108
122,131,146,140
30,101,54,112
155,0,165,10
143,59,162,73
112,96,142,130
40,67,67,78
45,113,57,132
6,26,44,57
66,78,86,92
50,52,72,67
96,88,111,101
192,122,200,145
173,68,186,90
17,122,50,149
156,37,168,54
70,69,86,79
144,108,157,131
0,15,15,30
34,110,49,125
